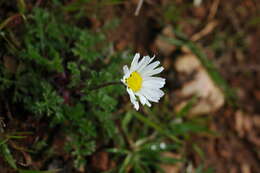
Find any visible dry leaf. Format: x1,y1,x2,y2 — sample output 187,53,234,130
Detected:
175,54,225,116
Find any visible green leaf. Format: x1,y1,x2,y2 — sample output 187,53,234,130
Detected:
17,0,27,14
193,144,204,159
175,96,197,118
122,112,133,132
133,112,182,144
0,143,17,169
170,122,208,135
106,148,130,155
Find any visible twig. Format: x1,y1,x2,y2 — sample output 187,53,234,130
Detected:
191,20,218,41
0,14,22,30
208,0,220,20
134,0,144,16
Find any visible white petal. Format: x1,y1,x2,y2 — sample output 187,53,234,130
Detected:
145,88,164,98
134,102,139,110
139,89,159,103
148,55,155,63
136,56,150,72
139,61,160,74
143,89,158,98
130,53,140,72
143,76,165,82
143,81,165,89
145,99,151,107
143,67,164,77
135,93,146,105
127,88,139,110
123,65,129,75
143,77,166,89
133,100,139,110
136,92,152,107
155,89,165,97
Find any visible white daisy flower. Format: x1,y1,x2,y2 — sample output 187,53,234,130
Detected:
121,53,166,110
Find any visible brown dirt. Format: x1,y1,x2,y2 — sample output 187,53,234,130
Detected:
1,0,260,172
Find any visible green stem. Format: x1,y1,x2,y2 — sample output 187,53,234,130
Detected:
133,113,182,144
90,81,122,91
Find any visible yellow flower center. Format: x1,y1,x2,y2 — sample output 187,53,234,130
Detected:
126,71,143,92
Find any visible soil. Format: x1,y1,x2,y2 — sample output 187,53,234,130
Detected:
1,0,260,172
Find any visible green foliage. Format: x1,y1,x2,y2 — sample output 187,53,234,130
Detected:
105,104,210,173
63,103,97,167
0,143,17,170
72,30,105,64
67,62,81,88
62,0,91,12
31,82,64,124
0,7,123,169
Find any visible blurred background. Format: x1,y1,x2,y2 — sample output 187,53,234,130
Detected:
0,0,259,173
